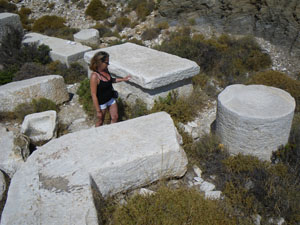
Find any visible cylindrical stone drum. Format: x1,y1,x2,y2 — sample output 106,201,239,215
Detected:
216,84,295,161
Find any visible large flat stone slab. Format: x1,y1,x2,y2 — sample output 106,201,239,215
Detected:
84,43,200,89
23,32,92,67
216,84,295,161
0,75,69,112
84,43,200,106
0,13,23,42
1,112,188,225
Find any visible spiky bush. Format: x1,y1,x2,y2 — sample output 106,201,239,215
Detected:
14,98,58,121
85,0,109,21
107,187,240,225
141,28,160,40
0,0,17,13
127,0,155,21
156,28,271,86
32,15,66,33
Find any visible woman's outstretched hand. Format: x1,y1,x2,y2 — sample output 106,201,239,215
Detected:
123,75,131,81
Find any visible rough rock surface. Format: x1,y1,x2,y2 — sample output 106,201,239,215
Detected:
0,75,69,112
0,124,29,178
1,112,188,225
158,0,300,59
0,13,23,42
21,110,57,144
216,84,295,161
74,28,99,46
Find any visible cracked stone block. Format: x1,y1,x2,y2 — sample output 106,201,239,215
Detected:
21,110,57,144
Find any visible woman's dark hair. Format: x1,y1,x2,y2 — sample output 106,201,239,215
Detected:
89,51,109,71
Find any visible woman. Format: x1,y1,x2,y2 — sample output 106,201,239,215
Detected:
90,51,131,127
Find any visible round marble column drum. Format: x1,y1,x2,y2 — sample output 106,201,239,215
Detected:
216,84,296,161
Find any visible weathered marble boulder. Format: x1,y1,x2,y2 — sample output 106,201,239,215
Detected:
23,32,92,67
0,124,29,177
74,28,99,46
1,112,188,225
0,170,6,201
21,110,57,144
84,43,200,107
0,75,69,112
216,84,295,161
0,13,23,43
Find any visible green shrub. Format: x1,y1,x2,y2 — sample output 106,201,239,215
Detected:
0,67,16,85
115,17,131,31
156,21,169,30
77,78,94,117
13,62,51,81
187,134,300,223
150,89,207,124
117,98,149,121
141,28,160,40
48,2,55,9
128,38,144,46
17,7,32,30
0,26,23,68
188,18,196,25
109,187,239,225
14,98,58,121
93,23,113,37
247,70,300,112
76,0,85,9
156,29,271,86
127,0,155,21
50,27,79,40
0,0,17,13
85,0,109,20
47,61,87,84
32,15,66,34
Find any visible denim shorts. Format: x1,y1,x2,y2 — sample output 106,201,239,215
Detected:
100,98,116,110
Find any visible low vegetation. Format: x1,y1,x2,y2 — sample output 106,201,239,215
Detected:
127,0,155,21
0,28,52,85
102,186,242,225
156,28,272,86
32,15,78,40
85,0,109,21
14,98,58,121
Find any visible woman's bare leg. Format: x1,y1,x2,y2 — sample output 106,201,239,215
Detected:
109,103,118,124
95,109,106,127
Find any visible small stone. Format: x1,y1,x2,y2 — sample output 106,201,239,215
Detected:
193,177,203,183
139,188,155,196
205,191,221,200
193,165,202,177
200,181,215,192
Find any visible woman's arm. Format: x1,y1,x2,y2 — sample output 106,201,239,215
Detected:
90,73,101,113
115,75,131,83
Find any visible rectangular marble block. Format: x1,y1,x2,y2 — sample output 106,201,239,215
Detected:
84,43,200,106
23,32,92,67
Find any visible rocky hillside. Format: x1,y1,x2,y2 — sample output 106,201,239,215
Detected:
158,0,300,59
13,0,300,76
